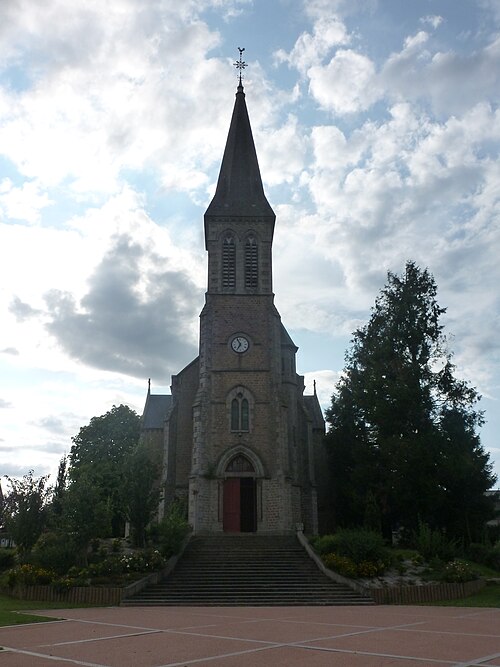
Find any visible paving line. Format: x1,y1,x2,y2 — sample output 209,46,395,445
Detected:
41,629,163,647
289,643,457,665
454,651,500,667
0,645,108,667
156,643,289,667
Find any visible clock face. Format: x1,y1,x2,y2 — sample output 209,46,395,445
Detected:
231,335,249,353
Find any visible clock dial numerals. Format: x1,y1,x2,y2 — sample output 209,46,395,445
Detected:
231,335,249,353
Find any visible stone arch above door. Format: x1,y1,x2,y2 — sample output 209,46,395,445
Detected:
216,445,265,478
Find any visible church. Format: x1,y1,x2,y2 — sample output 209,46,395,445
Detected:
141,64,325,536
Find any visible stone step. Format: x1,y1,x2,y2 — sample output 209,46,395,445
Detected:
123,535,373,607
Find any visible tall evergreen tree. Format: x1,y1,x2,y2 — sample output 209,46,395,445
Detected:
325,261,496,540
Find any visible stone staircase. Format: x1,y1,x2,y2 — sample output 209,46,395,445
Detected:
122,534,374,606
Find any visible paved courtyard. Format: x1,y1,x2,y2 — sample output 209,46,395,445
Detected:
0,604,499,666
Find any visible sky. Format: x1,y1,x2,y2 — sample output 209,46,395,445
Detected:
0,0,499,488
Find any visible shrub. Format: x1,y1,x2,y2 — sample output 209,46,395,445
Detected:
323,529,388,564
0,548,16,570
413,521,459,561
442,560,477,583
158,500,190,558
30,531,78,574
8,563,55,586
311,535,339,555
322,553,358,577
486,544,500,571
357,560,386,577
467,542,490,565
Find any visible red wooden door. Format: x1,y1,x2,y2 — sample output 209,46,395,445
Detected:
223,478,240,532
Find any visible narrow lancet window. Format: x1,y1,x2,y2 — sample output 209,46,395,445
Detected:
222,234,236,289
245,236,258,289
230,392,250,432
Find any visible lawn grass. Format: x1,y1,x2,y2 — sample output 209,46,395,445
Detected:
427,581,500,607
0,594,93,627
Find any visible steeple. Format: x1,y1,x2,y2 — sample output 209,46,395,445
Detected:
204,74,275,223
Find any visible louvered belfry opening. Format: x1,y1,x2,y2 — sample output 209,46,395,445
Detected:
245,235,258,289
222,234,236,289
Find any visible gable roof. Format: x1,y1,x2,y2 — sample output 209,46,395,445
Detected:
142,394,172,430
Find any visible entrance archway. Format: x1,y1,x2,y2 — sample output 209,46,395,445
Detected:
222,454,257,533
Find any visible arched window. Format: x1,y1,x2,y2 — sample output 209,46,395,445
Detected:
245,235,258,289
227,386,253,433
226,454,254,474
222,234,235,289
231,394,249,431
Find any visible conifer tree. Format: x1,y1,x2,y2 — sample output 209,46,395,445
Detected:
325,261,496,540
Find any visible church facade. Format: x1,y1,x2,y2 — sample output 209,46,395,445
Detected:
141,79,325,535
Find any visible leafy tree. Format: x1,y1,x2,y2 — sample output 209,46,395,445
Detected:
60,471,111,566
122,442,162,547
69,404,141,536
50,455,68,520
325,261,496,541
2,471,52,554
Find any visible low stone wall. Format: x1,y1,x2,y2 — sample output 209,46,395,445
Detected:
368,579,485,604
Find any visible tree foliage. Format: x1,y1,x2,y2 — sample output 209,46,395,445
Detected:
122,441,162,547
325,261,496,541
68,404,141,536
2,471,52,554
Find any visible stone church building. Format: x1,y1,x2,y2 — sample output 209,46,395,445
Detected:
141,78,325,535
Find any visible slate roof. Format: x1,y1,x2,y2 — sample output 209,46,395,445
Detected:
303,394,326,431
142,394,172,430
204,83,275,224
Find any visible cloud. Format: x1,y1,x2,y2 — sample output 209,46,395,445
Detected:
274,17,350,74
44,233,202,380
0,398,12,408
0,348,18,355
381,32,500,115
420,15,443,29
0,178,52,224
34,416,69,434
9,296,41,321
0,0,237,198
308,49,381,114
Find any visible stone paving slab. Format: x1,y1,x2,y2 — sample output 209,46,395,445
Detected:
0,605,498,666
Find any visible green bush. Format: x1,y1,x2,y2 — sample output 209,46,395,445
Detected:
442,560,477,583
357,560,386,577
319,529,389,565
29,532,78,574
413,521,459,561
322,553,358,577
8,564,55,586
486,544,500,571
467,542,491,565
0,549,16,570
158,500,190,558
311,535,339,555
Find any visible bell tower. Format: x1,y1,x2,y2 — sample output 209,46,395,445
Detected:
185,52,320,535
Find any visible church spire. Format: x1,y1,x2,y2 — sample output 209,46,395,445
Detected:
204,50,275,222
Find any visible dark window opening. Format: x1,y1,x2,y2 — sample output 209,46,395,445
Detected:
222,235,236,289
245,236,258,289
231,393,249,431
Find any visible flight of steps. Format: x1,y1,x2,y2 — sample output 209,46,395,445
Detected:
122,534,374,606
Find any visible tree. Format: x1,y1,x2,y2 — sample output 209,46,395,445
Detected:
50,455,68,521
2,471,52,554
60,471,111,566
122,442,162,547
68,404,141,536
325,261,496,541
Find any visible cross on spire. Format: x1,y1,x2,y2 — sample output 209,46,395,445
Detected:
233,47,247,86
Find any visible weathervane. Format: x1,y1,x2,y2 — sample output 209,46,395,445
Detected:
233,47,247,85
